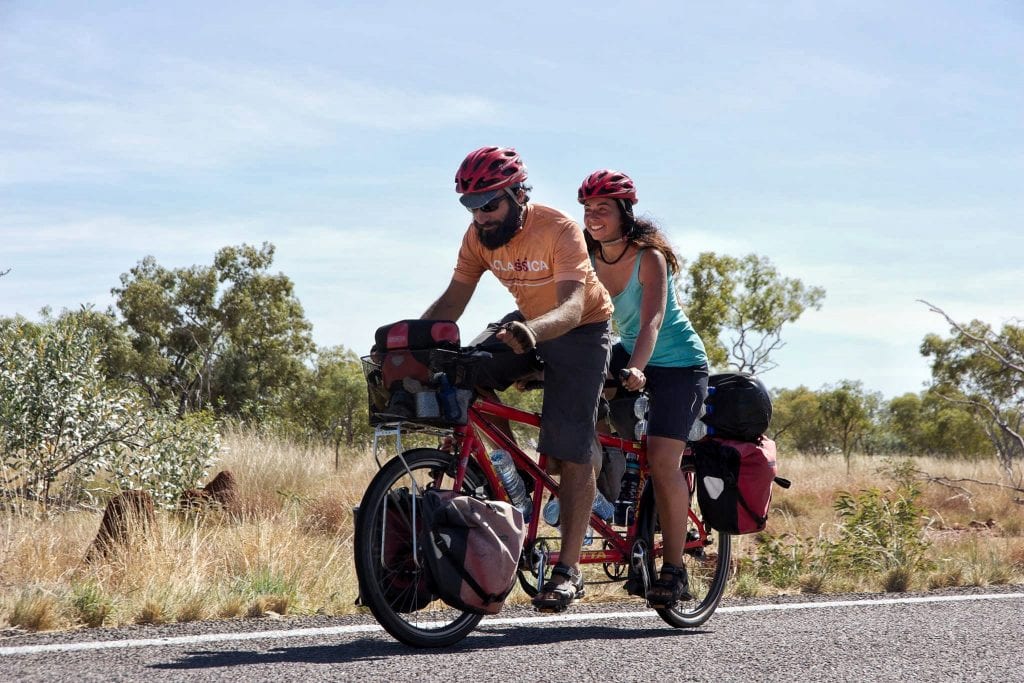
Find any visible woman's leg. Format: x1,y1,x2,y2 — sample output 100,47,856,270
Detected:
643,363,708,567
647,435,689,566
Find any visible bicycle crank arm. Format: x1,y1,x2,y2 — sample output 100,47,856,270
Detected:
631,543,652,594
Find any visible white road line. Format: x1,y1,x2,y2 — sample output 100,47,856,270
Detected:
2,592,1022,656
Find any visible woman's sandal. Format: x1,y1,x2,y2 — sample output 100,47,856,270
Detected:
532,563,585,613
646,563,693,609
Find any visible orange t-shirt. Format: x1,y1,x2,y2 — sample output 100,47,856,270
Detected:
453,204,613,325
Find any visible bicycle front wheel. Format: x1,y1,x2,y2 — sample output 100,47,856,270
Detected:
638,485,732,628
353,447,488,647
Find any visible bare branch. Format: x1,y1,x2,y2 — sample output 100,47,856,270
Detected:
919,299,1024,374
920,473,1024,497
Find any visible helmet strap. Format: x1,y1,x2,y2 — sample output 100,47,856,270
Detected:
505,185,525,207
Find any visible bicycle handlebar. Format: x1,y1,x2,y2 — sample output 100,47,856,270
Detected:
416,342,637,392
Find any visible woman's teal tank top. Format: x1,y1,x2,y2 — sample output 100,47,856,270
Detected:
607,250,707,368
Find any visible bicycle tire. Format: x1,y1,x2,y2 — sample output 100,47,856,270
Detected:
637,484,731,628
353,448,489,647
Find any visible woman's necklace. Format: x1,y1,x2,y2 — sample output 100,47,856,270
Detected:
598,238,631,265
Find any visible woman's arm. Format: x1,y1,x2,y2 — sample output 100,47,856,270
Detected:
623,249,668,390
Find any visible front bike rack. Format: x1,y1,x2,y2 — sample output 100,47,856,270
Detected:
370,423,452,469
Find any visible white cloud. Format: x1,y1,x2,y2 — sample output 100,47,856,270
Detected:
1,33,498,180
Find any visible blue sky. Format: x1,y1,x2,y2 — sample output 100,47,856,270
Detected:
2,1,1022,398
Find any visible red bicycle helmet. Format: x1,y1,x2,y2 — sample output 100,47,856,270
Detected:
455,146,528,194
577,169,638,205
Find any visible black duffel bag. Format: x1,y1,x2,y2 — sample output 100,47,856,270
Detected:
700,372,772,442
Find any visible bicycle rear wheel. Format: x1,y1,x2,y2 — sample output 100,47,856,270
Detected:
637,485,731,628
353,447,489,647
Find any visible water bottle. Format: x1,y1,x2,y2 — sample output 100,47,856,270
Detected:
542,497,560,526
592,491,615,521
436,373,461,422
541,491,614,526
615,453,641,526
490,450,531,522
633,394,649,419
585,491,608,546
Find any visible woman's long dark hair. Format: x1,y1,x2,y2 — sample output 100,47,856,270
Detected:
585,201,682,274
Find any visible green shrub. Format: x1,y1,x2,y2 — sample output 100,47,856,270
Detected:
754,533,831,589
828,465,932,577
0,315,220,512
70,582,113,627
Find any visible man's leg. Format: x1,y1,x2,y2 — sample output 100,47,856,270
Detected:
553,459,595,569
530,320,611,609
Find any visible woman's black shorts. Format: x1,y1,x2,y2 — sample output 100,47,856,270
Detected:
609,343,708,442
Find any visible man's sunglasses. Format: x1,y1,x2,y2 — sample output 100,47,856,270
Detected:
466,194,506,214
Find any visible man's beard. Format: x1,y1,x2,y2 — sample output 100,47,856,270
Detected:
475,204,523,250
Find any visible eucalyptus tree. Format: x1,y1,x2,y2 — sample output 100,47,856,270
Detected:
920,301,1023,478
112,242,314,417
680,252,825,373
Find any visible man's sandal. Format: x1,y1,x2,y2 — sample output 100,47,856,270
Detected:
532,563,585,613
646,563,693,609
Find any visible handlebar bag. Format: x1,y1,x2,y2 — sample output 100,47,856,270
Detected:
691,435,790,535
369,320,465,424
419,490,527,615
374,319,460,352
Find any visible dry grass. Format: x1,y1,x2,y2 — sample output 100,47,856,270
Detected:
1,429,368,631
732,453,1024,596
1,437,1022,632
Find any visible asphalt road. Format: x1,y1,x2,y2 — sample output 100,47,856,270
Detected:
2,587,1022,682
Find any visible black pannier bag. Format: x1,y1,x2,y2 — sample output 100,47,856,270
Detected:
700,372,772,442
362,320,474,426
607,393,648,442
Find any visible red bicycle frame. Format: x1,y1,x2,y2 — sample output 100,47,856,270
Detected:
445,394,686,568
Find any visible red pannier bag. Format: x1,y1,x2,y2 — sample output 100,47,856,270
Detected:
691,436,791,535
419,490,527,615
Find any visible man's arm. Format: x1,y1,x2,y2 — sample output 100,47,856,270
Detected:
421,278,477,321
498,280,584,352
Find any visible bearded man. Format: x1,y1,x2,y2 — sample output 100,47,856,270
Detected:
421,146,613,612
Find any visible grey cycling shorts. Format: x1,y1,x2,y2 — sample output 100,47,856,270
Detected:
470,312,611,464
